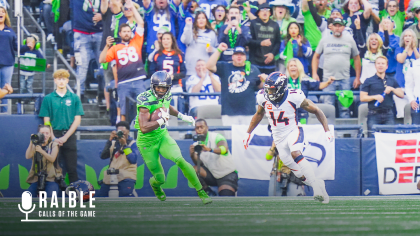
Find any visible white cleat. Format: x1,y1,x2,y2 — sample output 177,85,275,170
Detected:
317,179,329,204
311,181,324,202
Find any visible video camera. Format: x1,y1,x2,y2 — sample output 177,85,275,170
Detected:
55,175,67,191
31,133,45,145
193,134,206,153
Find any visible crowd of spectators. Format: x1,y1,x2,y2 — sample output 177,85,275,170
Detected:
1,0,420,134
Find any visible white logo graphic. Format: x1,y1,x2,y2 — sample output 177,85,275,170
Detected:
18,190,96,222
65,99,72,106
228,71,250,93
18,191,36,221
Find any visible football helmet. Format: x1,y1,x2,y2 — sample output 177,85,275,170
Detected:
65,180,95,202
264,72,288,102
151,71,172,99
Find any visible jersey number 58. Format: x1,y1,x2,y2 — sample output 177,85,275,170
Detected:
117,47,139,65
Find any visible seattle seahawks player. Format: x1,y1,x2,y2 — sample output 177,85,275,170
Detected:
243,72,333,203
135,71,212,204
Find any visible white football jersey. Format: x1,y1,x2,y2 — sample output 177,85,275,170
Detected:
257,89,306,143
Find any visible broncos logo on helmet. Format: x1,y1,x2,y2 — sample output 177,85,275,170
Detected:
264,72,288,102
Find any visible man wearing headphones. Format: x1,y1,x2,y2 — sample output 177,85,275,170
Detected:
19,34,49,97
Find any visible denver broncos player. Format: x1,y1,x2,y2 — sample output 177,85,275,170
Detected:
243,72,333,203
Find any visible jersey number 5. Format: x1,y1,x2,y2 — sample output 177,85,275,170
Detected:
269,111,289,126
163,60,174,75
117,47,139,65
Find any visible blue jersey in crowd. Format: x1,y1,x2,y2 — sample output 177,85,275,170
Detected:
197,0,228,21
395,47,417,88
0,25,17,67
144,2,178,54
71,0,103,33
379,31,400,74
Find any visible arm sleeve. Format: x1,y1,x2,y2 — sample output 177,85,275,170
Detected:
218,25,227,45
248,21,263,47
361,80,370,92
148,60,157,78
13,33,17,51
100,140,112,159
382,30,390,56
350,37,360,57
355,28,366,57
148,49,158,62
105,46,116,63
279,41,286,54
294,90,307,108
38,96,50,117
271,26,281,55
181,24,193,45
173,54,186,81
399,0,405,13
236,26,251,47
256,93,266,107
308,1,323,27
379,0,384,11
75,96,85,116
301,41,313,58
405,67,415,102
125,141,139,164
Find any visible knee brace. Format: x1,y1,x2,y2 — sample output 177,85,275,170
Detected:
218,189,235,196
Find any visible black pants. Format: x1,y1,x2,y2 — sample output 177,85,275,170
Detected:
53,130,78,183
53,0,70,50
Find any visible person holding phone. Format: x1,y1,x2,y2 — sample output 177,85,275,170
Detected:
217,6,251,61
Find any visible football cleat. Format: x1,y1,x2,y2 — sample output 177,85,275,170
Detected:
197,189,212,205
149,177,166,201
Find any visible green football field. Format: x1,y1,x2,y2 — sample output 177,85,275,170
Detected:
1,196,420,236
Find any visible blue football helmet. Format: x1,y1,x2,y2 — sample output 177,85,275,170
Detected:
151,71,172,99
65,180,95,202
264,72,288,102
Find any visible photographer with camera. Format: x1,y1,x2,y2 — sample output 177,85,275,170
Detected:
189,119,238,196
96,121,140,197
25,125,64,197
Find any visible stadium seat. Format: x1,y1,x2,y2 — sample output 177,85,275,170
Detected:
307,104,336,125
404,103,412,125
196,105,223,126
358,104,368,136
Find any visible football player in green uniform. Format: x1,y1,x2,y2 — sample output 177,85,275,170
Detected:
135,71,212,204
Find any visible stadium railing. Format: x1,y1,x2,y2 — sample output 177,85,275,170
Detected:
0,94,44,115
372,124,420,133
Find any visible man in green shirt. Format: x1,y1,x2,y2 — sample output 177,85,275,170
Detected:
39,69,84,183
135,71,212,204
189,119,238,197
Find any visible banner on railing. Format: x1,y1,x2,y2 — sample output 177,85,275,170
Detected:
375,133,420,195
232,125,335,181
15,56,47,72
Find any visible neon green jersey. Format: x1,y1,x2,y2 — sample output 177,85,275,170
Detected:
134,90,172,146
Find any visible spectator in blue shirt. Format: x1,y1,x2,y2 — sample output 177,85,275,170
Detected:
378,17,400,80
342,0,372,41
0,6,16,113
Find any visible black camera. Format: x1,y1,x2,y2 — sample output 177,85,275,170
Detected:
113,130,124,140
107,168,120,175
55,175,67,191
31,133,45,145
37,171,47,191
114,37,121,44
193,134,206,142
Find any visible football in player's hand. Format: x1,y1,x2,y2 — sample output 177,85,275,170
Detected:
150,107,168,121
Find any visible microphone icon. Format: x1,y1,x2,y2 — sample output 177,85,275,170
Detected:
18,191,36,221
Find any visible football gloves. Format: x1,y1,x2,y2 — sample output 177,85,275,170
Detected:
178,113,195,126
243,133,251,150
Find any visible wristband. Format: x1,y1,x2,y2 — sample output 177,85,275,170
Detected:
219,146,227,155
177,113,184,119
209,148,213,153
217,48,223,53
44,121,52,126
123,148,133,156
266,153,274,161
157,118,165,126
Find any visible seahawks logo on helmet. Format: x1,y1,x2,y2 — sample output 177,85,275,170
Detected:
150,71,172,99
264,72,288,102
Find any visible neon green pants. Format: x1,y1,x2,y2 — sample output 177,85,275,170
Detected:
138,132,202,191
